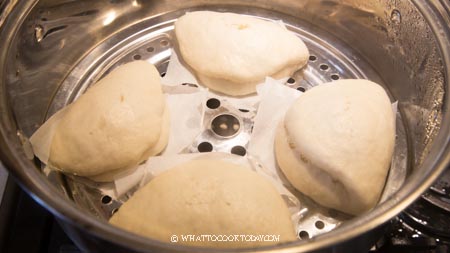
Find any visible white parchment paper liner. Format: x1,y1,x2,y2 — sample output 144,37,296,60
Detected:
162,48,287,110
97,152,302,226
29,84,207,177
29,66,302,226
248,78,400,208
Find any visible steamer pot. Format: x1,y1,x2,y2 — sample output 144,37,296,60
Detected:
0,0,449,252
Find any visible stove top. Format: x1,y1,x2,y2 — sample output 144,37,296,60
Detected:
0,169,449,253
372,169,450,253
0,172,80,253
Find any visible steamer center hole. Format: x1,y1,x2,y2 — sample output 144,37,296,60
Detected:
211,114,240,137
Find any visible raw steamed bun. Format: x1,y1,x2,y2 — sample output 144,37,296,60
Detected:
48,61,168,180
110,160,297,248
275,79,395,215
175,11,309,96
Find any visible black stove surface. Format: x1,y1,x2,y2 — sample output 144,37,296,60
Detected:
0,178,80,253
0,174,449,253
377,172,450,253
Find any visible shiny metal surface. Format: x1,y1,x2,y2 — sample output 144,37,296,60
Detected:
0,0,449,252
0,164,7,203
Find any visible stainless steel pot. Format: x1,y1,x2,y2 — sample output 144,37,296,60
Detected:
0,0,449,252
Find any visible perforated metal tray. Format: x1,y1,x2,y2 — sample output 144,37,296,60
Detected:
41,7,408,241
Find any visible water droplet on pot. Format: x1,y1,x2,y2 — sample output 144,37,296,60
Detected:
35,25,44,42
391,9,401,24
